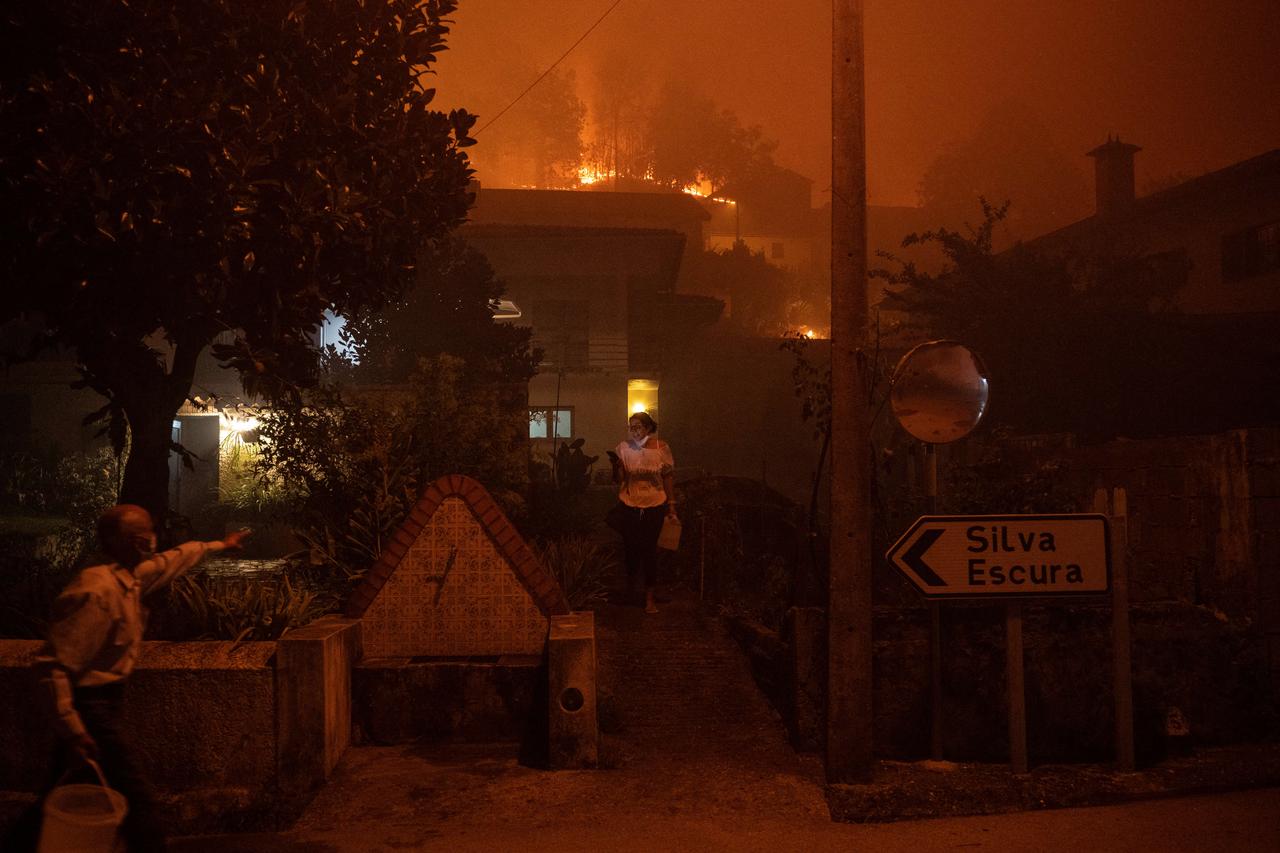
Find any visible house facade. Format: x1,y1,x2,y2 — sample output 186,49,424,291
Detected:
462,187,716,479
1031,140,1280,317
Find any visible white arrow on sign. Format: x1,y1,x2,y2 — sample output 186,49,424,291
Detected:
887,514,1111,598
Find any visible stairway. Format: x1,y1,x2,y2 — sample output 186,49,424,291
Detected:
594,586,828,819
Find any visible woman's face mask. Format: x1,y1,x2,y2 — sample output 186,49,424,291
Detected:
628,422,649,444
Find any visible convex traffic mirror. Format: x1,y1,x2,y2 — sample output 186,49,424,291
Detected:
890,340,990,444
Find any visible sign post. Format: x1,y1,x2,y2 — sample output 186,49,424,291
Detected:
889,340,990,760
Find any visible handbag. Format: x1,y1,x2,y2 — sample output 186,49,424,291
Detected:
657,514,682,550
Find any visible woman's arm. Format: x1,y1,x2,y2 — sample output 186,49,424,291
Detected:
659,440,677,518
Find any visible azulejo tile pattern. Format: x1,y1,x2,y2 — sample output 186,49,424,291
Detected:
362,497,551,657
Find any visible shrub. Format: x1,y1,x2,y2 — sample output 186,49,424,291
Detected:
150,571,331,642
535,534,615,610
257,354,530,588
0,447,122,539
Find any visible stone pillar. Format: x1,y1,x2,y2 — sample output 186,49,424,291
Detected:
786,606,826,751
275,616,362,793
548,612,598,769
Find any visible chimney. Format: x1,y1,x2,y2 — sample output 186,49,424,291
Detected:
1086,136,1142,218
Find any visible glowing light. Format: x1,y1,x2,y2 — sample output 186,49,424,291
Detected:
627,378,658,421
577,165,613,186
220,411,261,436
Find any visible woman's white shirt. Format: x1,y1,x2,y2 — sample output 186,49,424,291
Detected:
615,438,674,508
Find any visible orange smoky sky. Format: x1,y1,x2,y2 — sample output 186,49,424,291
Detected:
435,0,1280,207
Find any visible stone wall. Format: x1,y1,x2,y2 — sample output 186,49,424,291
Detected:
1009,428,1280,690
1008,428,1278,620
0,616,360,833
714,427,1279,763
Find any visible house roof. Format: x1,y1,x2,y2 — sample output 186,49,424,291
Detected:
461,223,688,241
344,474,570,619
1029,148,1280,248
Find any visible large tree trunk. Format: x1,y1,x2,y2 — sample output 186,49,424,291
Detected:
119,395,178,523
117,341,203,525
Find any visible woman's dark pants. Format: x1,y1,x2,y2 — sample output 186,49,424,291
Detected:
621,502,667,598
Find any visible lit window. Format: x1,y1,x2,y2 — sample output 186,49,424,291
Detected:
529,407,572,439
627,379,658,422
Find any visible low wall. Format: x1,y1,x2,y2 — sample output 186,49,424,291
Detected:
0,616,360,833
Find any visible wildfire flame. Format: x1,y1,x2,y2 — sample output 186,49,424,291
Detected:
572,166,735,204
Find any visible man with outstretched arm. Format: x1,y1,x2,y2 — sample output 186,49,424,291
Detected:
11,504,248,852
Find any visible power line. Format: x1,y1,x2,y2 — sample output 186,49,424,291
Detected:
473,0,625,136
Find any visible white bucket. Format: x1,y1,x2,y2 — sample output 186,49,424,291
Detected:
38,760,127,853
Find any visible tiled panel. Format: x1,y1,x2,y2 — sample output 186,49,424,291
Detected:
363,498,548,657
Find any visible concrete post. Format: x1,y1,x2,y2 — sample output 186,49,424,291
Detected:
548,612,598,769
275,617,362,793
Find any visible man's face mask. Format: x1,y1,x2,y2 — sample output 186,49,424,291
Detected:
133,533,157,560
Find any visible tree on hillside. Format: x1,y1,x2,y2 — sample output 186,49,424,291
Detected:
646,82,776,194
874,201,1185,438
503,68,586,188
586,50,653,184
918,101,1090,244
0,0,478,521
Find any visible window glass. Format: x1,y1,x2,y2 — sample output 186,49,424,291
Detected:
529,408,572,439
1222,220,1280,281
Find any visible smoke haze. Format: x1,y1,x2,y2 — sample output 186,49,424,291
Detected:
436,1,1280,211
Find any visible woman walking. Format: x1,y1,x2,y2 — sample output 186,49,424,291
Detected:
611,412,678,613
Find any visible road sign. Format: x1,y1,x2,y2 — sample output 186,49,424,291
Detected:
887,514,1110,599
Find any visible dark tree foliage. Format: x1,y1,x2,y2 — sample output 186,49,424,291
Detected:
875,201,1184,439
0,0,477,520
339,237,537,387
646,82,776,194
683,242,794,336
257,354,530,581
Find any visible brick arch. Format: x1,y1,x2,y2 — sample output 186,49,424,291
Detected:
344,474,569,619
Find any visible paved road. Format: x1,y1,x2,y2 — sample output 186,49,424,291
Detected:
174,787,1278,852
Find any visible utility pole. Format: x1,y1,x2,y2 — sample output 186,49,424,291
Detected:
828,0,873,782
